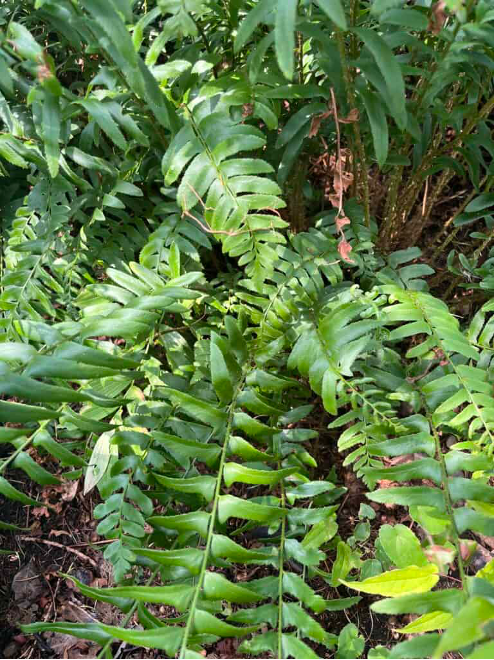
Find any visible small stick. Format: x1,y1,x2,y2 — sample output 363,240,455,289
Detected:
330,88,356,264
182,184,278,236
183,208,277,237
18,536,98,569
183,209,250,236
69,539,113,547
422,177,429,217
330,87,344,218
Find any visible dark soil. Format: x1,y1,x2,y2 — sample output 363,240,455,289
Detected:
0,425,404,660
0,419,483,659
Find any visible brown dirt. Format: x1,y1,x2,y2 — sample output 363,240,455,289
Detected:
0,417,479,659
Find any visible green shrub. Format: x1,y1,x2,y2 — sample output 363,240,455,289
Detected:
2,1,494,658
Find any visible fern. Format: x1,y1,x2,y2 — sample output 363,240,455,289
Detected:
163,104,288,288
3,2,494,659
20,313,342,658
383,287,494,453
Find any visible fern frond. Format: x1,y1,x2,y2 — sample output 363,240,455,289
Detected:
163,105,288,288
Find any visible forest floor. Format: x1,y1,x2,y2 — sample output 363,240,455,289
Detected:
1,409,485,659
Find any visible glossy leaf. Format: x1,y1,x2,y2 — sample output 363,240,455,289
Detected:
341,565,439,597
371,589,466,616
42,89,61,178
223,463,298,487
434,598,494,657
217,495,286,523
148,512,211,538
153,473,216,501
203,572,263,604
275,0,298,80
210,339,234,404
193,610,257,637
315,0,347,29
394,611,453,634
354,28,406,129
379,524,428,569
132,548,205,574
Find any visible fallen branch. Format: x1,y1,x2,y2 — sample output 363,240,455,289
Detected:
18,536,99,569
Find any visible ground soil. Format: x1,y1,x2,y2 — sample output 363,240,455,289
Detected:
0,434,407,660
2,427,488,660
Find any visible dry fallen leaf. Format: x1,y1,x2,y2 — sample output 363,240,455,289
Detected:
60,600,97,624
12,561,45,608
377,479,398,489
478,534,494,550
62,479,79,502
32,506,51,519
36,64,52,83
242,103,254,118
90,577,108,588
45,632,86,658
460,540,478,561
49,529,72,539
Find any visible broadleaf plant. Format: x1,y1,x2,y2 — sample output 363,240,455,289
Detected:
2,1,494,658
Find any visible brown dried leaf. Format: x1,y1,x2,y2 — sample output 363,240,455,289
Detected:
29,521,42,536
339,108,359,124
216,638,240,658
61,479,78,502
60,600,97,624
327,194,340,208
478,534,494,550
333,169,354,194
338,239,355,264
377,479,398,489
32,506,51,519
309,110,331,138
428,1,447,34
36,64,52,83
335,214,351,232
460,540,478,561
339,148,352,165
90,577,108,588
309,115,323,138
67,647,100,659
12,561,45,607
45,632,84,657
242,103,254,118
49,529,72,539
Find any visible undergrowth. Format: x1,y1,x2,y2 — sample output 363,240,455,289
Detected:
2,1,494,658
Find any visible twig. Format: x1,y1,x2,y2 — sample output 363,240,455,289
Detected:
183,209,249,236
330,88,344,218
182,183,279,236
69,539,113,547
334,28,370,227
18,537,98,569
430,176,489,261
329,88,355,264
406,362,436,383
422,177,429,217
